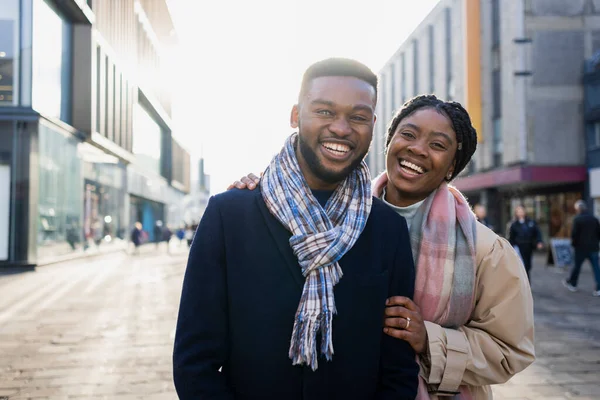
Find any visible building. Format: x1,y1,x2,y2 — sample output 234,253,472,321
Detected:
368,0,594,238
182,157,211,226
585,54,600,215
0,0,190,266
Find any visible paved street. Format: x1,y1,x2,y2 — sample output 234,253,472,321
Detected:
0,249,599,399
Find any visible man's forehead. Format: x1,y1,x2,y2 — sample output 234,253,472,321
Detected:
304,76,376,105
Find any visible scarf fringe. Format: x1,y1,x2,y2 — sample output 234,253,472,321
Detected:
288,309,335,371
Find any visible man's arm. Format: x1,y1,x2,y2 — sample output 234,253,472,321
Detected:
377,217,419,400
173,196,234,400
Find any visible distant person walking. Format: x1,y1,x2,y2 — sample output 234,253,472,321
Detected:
563,200,600,297
509,205,543,282
131,222,143,255
473,203,493,230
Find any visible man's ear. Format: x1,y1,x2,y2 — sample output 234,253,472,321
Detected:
290,105,299,129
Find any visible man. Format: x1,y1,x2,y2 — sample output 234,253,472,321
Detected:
173,58,418,399
563,200,600,296
509,205,543,282
473,203,492,230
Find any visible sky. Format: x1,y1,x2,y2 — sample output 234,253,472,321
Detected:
167,0,441,193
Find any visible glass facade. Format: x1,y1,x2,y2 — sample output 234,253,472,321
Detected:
133,103,162,176
0,0,20,105
37,121,83,260
31,0,72,121
82,154,127,246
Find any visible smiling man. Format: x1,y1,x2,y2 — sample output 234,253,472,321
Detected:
172,58,418,400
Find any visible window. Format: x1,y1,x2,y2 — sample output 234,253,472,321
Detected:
493,118,503,167
31,0,72,121
133,103,162,175
445,7,452,100
413,39,419,95
428,25,435,93
0,0,20,105
492,69,501,118
491,0,500,48
96,46,102,134
592,122,600,148
400,53,406,104
104,56,110,139
390,64,396,112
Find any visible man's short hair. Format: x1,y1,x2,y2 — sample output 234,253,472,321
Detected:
298,58,378,103
575,200,587,212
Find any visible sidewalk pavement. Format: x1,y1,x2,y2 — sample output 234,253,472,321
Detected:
491,252,600,400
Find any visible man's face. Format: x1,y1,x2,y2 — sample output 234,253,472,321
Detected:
291,76,376,190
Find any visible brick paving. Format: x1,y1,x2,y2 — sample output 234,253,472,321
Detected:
0,248,598,399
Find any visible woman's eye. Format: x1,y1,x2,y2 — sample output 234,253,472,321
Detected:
401,131,415,139
432,142,447,150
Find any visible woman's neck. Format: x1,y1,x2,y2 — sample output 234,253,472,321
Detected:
384,182,429,208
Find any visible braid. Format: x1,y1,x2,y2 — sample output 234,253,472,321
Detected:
385,94,477,181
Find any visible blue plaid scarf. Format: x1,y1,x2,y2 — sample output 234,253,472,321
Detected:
261,133,372,370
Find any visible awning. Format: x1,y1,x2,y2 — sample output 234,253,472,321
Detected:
454,165,587,193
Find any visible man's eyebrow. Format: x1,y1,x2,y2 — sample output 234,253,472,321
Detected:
310,100,373,113
353,104,374,113
310,99,335,107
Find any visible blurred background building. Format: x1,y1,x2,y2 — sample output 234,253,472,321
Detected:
367,0,598,240
0,0,191,266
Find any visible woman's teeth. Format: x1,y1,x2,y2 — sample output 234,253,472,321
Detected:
400,160,424,174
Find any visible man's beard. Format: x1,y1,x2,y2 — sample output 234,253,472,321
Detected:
296,129,367,185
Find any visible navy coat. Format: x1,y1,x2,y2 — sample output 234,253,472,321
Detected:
173,188,418,400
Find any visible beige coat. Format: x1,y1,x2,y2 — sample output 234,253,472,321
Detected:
418,222,535,399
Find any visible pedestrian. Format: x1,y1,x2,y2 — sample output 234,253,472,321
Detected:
184,224,195,247
563,200,600,296
473,203,493,230
130,222,143,255
232,94,535,399
509,205,544,282
153,220,163,250
173,58,419,399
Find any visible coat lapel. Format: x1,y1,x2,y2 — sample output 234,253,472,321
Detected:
255,191,305,288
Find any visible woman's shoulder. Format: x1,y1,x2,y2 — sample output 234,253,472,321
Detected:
475,222,512,265
475,221,526,279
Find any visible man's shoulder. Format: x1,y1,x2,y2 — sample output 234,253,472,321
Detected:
210,188,262,207
575,213,599,223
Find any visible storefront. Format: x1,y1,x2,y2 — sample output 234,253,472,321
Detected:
36,119,83,261
455,165,586,240
81,145,127,248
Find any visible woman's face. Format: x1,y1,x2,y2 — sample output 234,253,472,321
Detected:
385,108,458,207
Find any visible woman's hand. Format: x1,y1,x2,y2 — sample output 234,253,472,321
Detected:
384,296,428,354
227,173,261,190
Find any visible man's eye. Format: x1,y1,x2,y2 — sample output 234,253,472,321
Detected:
316,110,333,116
351,115,368,122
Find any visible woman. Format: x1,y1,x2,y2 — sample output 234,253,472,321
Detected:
231,95,535,399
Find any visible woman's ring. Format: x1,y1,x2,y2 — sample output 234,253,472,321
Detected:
405,317,411,330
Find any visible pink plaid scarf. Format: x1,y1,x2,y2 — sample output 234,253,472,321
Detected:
373,172,476,400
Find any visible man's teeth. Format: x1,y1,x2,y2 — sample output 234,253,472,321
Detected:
323,143,350,153
400,160,424,174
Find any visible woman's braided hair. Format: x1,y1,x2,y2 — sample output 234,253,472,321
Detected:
384,94,478,181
